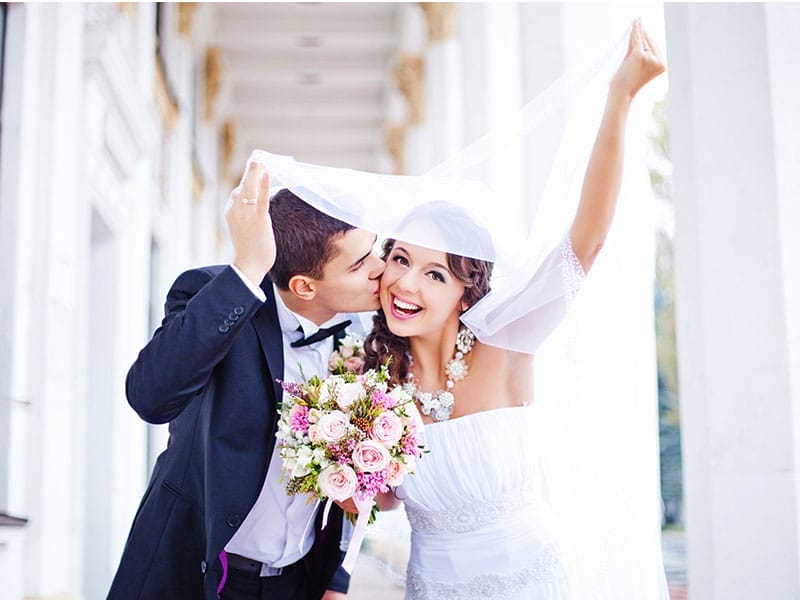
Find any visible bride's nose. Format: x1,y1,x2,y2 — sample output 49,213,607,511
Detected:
395,269,419,295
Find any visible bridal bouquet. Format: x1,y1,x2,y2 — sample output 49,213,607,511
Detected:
276,361,424,521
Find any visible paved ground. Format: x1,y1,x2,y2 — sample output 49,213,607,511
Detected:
348,512,688,599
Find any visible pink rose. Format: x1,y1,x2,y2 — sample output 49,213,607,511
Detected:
369,411,403,447
352,440,391,473
387,459,407,486
318,464,357,501
343,356,365,373
317,410,349,442
308,424,320,442
328,351,342,371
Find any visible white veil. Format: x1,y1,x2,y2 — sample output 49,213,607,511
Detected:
250,22,669,599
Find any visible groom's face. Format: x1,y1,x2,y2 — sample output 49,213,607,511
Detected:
312,228,384,314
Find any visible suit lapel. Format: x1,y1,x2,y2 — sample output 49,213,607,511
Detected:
252,279,285,405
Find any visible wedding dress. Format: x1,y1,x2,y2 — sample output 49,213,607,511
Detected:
395,237,582,600
398,405,574,600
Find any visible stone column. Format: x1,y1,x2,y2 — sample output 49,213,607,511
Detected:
419,2,463,168
666,4,800,598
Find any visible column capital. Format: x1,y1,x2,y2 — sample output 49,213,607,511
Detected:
205,47,224,121
178,3,199,37
395,52,425,125
419,3,458,43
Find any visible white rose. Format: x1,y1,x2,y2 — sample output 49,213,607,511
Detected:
317,410,350,442
400,399,424,431
337,382,365,411
389,385,413,405
318,464,358,501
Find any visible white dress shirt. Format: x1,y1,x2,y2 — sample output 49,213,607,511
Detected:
225,273,344,573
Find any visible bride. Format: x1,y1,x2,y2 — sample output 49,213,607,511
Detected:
359,20,667,599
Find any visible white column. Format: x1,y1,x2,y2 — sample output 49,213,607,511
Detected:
458,3,524,229
397,4,429,175
666,4,800,599
0,3,89,597
420,3,463,167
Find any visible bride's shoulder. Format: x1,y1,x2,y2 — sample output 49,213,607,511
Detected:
473,342,533,368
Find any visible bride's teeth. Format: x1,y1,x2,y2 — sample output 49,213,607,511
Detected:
394,298,421,311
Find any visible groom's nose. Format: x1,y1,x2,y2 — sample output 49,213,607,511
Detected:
367,252,386,279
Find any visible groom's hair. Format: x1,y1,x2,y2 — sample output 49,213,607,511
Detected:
269,189,355,289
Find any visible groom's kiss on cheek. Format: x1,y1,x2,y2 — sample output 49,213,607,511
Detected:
309,229,385,317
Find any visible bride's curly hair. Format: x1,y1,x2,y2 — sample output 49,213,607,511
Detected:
363,203,494,386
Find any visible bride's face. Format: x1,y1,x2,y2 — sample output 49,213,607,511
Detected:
380,241,466,338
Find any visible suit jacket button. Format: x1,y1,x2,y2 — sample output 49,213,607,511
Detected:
228,312,240,321
224,319,235,327
226,514,241,528
200,560,207,573
218,325,230,334
234,306,245,315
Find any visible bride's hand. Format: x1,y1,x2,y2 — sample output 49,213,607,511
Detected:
610,18,666,102
334,497,359,514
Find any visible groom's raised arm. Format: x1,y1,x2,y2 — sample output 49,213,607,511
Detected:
127,161,276,424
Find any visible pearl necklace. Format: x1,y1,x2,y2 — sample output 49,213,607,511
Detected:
407,326,476,422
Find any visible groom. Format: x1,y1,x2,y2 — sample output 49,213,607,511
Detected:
108,161,384,599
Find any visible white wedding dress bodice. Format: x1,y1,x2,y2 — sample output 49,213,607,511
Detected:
397,405,574,600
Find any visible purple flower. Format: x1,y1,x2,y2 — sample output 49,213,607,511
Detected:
371,390,397,410
356,468,390,500
401,433,421,457
279,380,304,398
289,404,310,433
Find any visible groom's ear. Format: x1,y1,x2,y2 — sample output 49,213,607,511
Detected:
287,274,318,301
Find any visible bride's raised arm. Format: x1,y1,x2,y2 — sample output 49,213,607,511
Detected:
570,19,666,273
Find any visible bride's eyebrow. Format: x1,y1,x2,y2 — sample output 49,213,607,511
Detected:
428,262,451,274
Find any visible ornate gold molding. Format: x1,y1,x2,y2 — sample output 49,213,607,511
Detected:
419,3,457,43
395,53,424,125
221,120,236,179
178,3,199,36
115,3,137,20
154,56,179,131
192,160,205,204
385,124,406,175
205,47,224,121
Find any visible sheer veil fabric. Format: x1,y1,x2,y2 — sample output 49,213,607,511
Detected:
250,23,669,599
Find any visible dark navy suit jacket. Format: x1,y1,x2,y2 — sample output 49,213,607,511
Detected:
108,266,347,599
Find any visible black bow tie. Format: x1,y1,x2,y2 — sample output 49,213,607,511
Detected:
290,320,352,348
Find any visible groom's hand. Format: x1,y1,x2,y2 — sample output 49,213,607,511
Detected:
226,160,276,286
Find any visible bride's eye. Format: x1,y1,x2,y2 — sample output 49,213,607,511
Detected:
427,270,446,283
392,254,409,267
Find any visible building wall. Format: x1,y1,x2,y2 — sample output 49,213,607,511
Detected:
0,4,227,598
